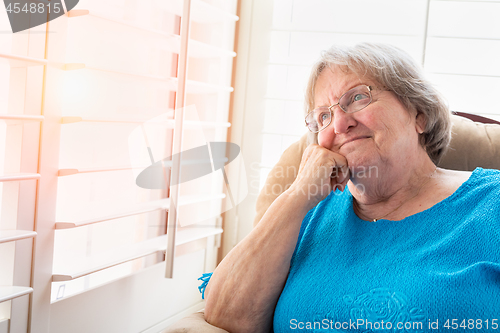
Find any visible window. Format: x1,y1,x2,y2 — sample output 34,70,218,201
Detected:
0,0,238,332
0,7,45,332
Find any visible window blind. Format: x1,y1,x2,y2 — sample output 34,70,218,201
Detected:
0,0,239,332
0,6,46,332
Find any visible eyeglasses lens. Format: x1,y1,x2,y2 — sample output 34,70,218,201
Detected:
305,85,372,133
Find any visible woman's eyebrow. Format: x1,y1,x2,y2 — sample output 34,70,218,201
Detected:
333,83,372,100
313,82,371,109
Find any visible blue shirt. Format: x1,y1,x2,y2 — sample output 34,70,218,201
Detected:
273,168,500,332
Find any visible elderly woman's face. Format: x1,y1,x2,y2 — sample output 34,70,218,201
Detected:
315,67,424,171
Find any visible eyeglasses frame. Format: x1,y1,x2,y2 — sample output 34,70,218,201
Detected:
305,85,373,134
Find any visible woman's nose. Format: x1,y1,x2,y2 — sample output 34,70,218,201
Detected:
331,106,357,134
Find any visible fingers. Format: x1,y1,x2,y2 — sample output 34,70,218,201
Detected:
289,144,350,206
298,144,317,173
302,144,347,173
332,166,350,192
333,160,350,189
299,144,350,187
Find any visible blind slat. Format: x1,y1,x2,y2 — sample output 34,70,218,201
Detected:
52,227,223,281
0,173,40,182
0,115,44,124
0,230,37,244
154,0,239,23
61,116,229,128
0,53,47,67
68,9,176,39
57,166,148,177
0,287,33,303
55,194,225,229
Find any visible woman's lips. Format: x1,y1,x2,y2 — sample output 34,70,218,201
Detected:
340,136,370,148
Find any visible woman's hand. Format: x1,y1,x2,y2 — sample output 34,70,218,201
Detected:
288,144,350,208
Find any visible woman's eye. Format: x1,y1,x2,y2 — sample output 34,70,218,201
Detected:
316,111,330,124
353,93,368,102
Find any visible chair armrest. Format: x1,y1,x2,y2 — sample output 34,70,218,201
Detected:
439,115,500,171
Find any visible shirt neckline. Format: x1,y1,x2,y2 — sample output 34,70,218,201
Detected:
348,167,482,223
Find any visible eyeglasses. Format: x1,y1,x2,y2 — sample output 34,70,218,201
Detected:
305,85,373,133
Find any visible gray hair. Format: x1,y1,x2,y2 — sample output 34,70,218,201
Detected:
305,43,451,165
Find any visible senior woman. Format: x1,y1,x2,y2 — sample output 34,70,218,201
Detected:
201,43,500,332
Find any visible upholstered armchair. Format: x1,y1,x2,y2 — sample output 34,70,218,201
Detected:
163,113,500,333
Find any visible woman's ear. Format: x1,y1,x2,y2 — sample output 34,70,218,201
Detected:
415,112,426,134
